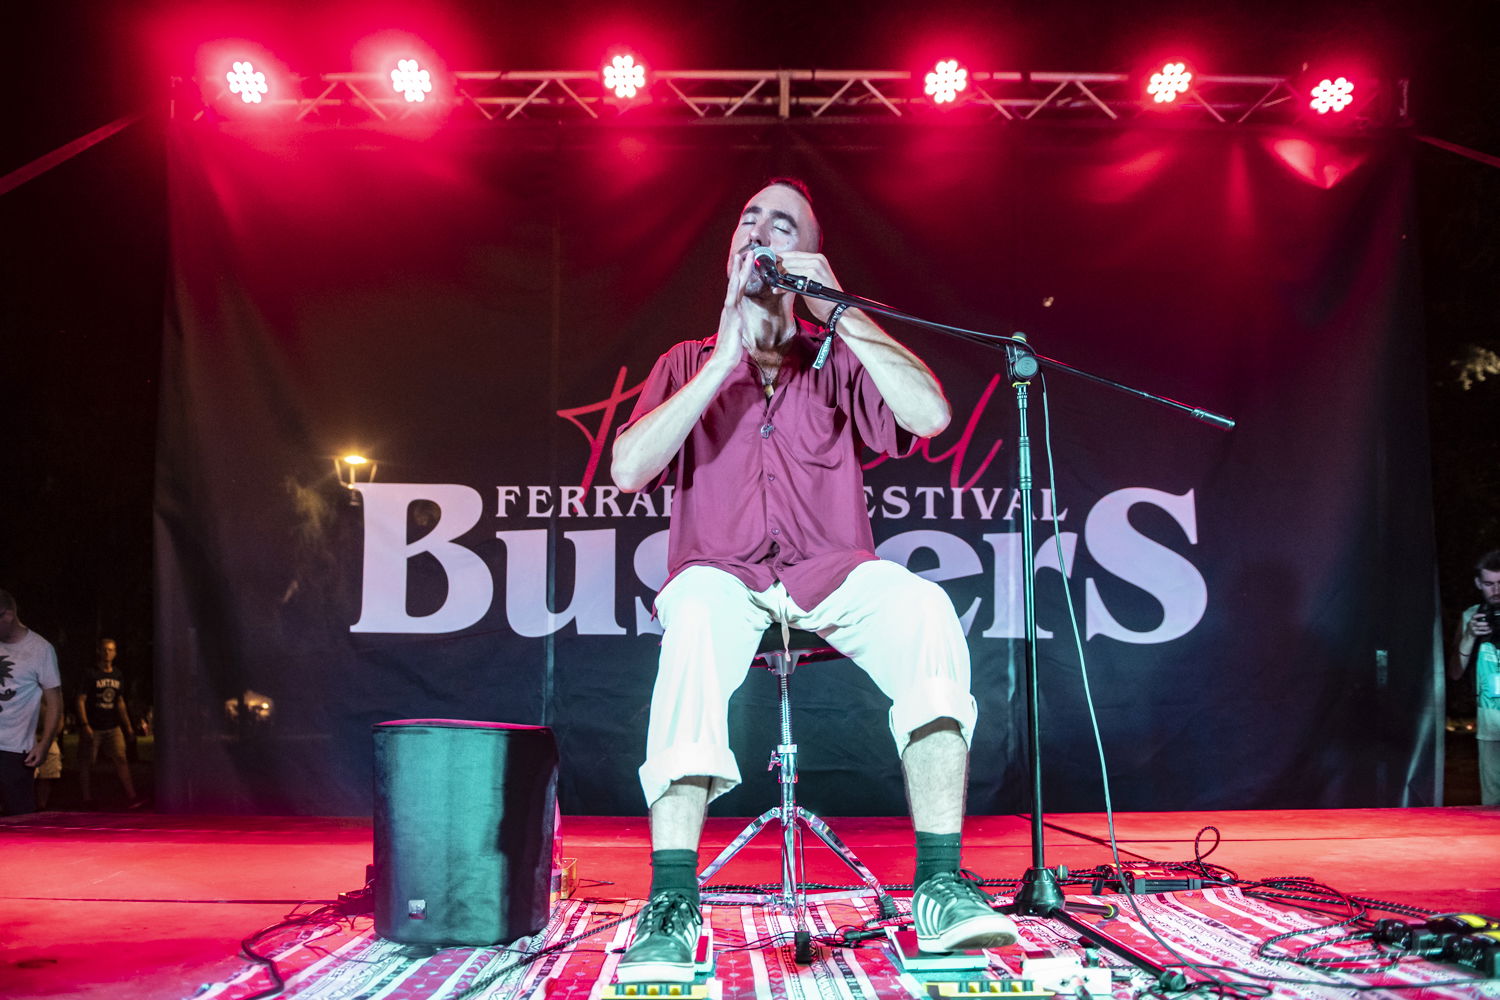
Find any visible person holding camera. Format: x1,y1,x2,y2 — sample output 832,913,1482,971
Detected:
1449,549,1500,805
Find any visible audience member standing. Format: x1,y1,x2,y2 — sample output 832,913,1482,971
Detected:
75,637,141,807
0,589,63,815
1450,550,1500,805
34,717,62,809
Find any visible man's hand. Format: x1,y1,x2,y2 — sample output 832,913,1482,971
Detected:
708,251,755,371
610,251,755,493
770,248,951,438
22,743,45,768
775,250,842,324
1469,611,1494,642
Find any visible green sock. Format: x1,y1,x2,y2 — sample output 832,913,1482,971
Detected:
914,832,962,888
649,849,700,903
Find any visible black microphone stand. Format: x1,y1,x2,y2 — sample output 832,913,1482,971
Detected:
769,267,1228,991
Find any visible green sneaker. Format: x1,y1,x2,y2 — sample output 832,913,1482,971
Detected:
911,871,1019,952
616,892,703,984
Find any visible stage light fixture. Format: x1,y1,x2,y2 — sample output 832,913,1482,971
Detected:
197,41,290,112
924,59,968,105
226,60,269,104
1308,76,1355,115
391,58,433,103
603,53,647,100
1146,61,1193,104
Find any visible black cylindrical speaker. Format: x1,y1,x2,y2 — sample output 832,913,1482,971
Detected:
373,719,558,946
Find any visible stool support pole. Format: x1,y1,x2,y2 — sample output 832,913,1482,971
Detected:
776,654,801,908
698,648,897,922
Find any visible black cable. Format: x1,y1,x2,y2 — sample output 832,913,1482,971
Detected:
1036,388,1456,996
1168,963,1500,991
1250,879,1368,966
1238,878,1483,984
237,928,289,1000
236,903,350,1000
1139,981,1274,1000
446,902,651,1000
718,930,807,953
1343,896,1436,920
1293,932,1399,970
1039,376,1268,999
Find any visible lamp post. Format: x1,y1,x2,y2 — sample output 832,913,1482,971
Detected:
335,453,377,504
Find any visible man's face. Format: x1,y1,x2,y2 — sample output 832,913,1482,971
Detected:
1477,568,1500,606
100,640,117,664
728,183,820,292
0,609,15,642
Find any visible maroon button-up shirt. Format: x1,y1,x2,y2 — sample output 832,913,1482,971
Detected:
620,322,917,611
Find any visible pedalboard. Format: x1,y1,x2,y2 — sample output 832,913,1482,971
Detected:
1373,915,1500,977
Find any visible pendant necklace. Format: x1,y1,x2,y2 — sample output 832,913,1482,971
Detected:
757,362,779,399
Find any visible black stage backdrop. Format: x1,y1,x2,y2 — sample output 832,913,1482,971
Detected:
157,121,1439,816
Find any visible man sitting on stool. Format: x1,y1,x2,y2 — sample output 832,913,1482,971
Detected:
610,178,1017,983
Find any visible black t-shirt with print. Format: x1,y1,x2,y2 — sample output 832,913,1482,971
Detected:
82,667,125,730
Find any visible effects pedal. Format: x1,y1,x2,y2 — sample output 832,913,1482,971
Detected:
1441,930,1500,978
1088,863,1203,895
601,984,718,999
603,927,718,999
886,928,1052,997
1019,948,1112,997
1374,915,1500,976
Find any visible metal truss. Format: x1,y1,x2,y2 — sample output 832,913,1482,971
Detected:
177,68,1407,127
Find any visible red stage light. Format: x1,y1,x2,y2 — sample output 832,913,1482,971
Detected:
352,31,453,122
1146,61,1193,104
195,40,291,113
391,58,433,103
603,53,647,100
924,59,968,105
1308,76,1355,115
226,60,269,104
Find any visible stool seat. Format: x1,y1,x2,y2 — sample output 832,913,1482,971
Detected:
750,626,844,670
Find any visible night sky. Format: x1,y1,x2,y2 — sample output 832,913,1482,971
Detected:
4,0,1497,703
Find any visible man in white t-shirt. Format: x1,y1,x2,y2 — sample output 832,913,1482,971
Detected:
0,589,63,815
1448,551,1500,806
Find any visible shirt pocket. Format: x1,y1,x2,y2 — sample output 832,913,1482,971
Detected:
788,398,847,468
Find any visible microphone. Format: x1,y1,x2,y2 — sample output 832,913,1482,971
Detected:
751,245,828,295
750,245,782,289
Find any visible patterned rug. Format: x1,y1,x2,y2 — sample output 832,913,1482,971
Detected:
191,889,1500,1000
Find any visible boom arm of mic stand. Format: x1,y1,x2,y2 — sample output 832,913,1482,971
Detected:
1030,353,1236,430
776,276,1236,432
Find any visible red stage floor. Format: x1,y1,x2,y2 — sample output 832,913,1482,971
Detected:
2,807,1497,999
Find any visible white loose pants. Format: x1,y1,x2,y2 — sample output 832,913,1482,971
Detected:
638,560,976,807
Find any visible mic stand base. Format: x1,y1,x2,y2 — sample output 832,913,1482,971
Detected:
1004,867,1188,991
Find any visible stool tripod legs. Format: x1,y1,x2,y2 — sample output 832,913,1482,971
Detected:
697,652,897,920
697,805,898,919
